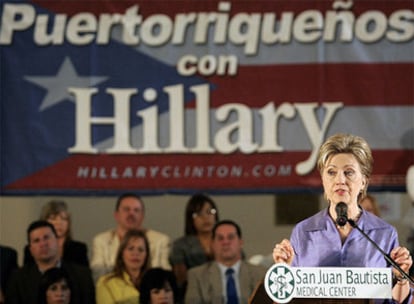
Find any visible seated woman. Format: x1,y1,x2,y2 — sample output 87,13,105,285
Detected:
169,193,219,299
38,267,72,304
139,268,178,304
24,200,89,267
96,229,151,304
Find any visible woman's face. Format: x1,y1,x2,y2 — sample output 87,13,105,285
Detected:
46,279,71,304
322,153,366,206
122,237,147,272
47,212,69,238
149,282,174,304
192,202,217,234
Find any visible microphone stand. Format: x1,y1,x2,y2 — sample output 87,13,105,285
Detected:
348,219,414,286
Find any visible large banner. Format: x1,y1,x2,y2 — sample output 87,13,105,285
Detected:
1,0,413,195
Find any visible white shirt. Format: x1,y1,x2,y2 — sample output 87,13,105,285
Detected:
217,260,241,300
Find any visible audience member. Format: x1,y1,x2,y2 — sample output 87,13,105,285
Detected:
38,267,72,304
139,268,178,304
0,245,18,303
5,220,95,304
91,193,171,281
96,229,151,304
23,200,89,267
359,193,381,217
273,133,413,303
185,220,266,304
169,193,219,299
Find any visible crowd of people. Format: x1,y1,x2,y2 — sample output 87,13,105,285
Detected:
1,133,413,304
1,194,264,304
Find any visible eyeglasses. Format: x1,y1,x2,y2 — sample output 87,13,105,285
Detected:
192,208,217,218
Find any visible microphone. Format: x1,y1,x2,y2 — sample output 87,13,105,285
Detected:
334,201,413,284
335,202,348,227
348,215,414,285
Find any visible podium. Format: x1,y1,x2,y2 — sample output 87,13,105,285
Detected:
257,264,392,304
249,280,373,304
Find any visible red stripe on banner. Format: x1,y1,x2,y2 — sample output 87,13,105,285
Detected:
30,1,414,18
5,150,413,192
202,63,414,107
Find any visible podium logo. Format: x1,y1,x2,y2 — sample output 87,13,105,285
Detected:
264,263,295,303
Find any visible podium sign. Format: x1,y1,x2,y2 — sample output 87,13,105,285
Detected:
264,263,392,303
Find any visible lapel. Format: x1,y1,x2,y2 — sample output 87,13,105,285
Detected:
203,262,260,304
208,262,223,298
239,262,250,302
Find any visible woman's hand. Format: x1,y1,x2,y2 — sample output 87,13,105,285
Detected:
390,246,412,280
272,239,294,265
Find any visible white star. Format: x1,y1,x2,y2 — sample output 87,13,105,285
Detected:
25,57,108,111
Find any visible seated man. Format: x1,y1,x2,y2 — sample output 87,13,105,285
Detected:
185,219,266,304
6,220,95,304
91,193,171,281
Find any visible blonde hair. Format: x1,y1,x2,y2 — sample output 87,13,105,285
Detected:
40,200,72,239
317,133,373,201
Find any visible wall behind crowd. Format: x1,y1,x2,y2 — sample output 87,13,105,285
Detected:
0,193,412,266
